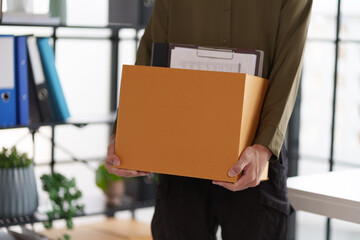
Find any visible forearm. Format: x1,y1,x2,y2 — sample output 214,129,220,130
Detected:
253,0,312,160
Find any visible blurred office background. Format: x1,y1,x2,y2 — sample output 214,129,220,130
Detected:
0,0,359,239
298,0,360,239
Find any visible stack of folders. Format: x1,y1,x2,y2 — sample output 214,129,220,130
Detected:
151,43,264,77
0,35,70,127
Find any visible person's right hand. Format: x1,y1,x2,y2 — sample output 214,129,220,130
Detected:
105,133,150,177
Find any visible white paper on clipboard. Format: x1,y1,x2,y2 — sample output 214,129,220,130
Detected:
169,46,258,76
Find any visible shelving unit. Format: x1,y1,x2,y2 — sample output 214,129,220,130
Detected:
0,198,155,228
0,20,155,229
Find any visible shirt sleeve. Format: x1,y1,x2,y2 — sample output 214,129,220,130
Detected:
112,0,169,134
253,0,313,161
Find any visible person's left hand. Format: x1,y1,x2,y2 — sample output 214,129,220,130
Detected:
212,144,272,191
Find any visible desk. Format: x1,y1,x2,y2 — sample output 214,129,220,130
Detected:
41,218,152,240
287,168,360,224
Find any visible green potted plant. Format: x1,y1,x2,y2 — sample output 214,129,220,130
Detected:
0,147,38,218
96,163,125,207
40,172,84,240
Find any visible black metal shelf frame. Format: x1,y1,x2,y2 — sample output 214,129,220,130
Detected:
0,22,151,228
0,199,155,228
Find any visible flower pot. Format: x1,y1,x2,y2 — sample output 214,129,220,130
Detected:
103,180,125,207
0,165,38,218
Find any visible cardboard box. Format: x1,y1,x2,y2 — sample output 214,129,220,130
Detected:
115,65,269,182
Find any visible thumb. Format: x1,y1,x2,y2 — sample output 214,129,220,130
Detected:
228,149,251,177
228,160,245,177
228,146,255,177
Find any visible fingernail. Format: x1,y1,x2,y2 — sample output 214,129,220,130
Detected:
113,158,120,166
228,169,236,177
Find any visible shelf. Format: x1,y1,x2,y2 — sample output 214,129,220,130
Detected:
0,113,116,131
0,22,146,29
0,197,155,228
0,20,154,230
0,215,37,228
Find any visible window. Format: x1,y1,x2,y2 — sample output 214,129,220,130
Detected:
297,0,360,239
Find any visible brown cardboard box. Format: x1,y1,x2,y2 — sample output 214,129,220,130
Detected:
115,65,269,182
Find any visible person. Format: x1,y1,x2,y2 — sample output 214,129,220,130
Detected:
105,0,312,239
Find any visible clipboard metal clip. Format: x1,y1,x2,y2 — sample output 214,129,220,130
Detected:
196,47,234,60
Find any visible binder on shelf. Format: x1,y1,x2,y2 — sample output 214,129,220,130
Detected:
15,36,30,126
0,35,17,127
27,70,42,124
27,36,53,122
37,38,70,121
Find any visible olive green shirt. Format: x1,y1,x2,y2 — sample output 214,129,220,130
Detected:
113,0,312,160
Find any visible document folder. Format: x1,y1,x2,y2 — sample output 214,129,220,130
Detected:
37,37,70,121
0,35,16,127
151,43,169,67
27,36,53,122
15,36,30,126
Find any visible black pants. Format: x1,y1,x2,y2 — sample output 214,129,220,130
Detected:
151,145,290,240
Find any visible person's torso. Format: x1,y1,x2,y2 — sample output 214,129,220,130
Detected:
165,0,283,79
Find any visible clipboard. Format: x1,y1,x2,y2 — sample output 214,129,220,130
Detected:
168,43,264,77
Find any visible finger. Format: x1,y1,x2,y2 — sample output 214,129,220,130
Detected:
104,160,115,174
228,157,248,178
104,158,113,170
213,169,255,191
238,173,261,189
104,155,150,177
228,146,256,177
111,167,150,177
107,167,150,177
231,169,257,190
212,180,238,191
104,159,149,177
104,157,120,174
107,141,115,155
240,181,259,191
105,154,120,166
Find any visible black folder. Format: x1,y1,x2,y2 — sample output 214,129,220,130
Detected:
151,43,169,67
27,36,53,123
